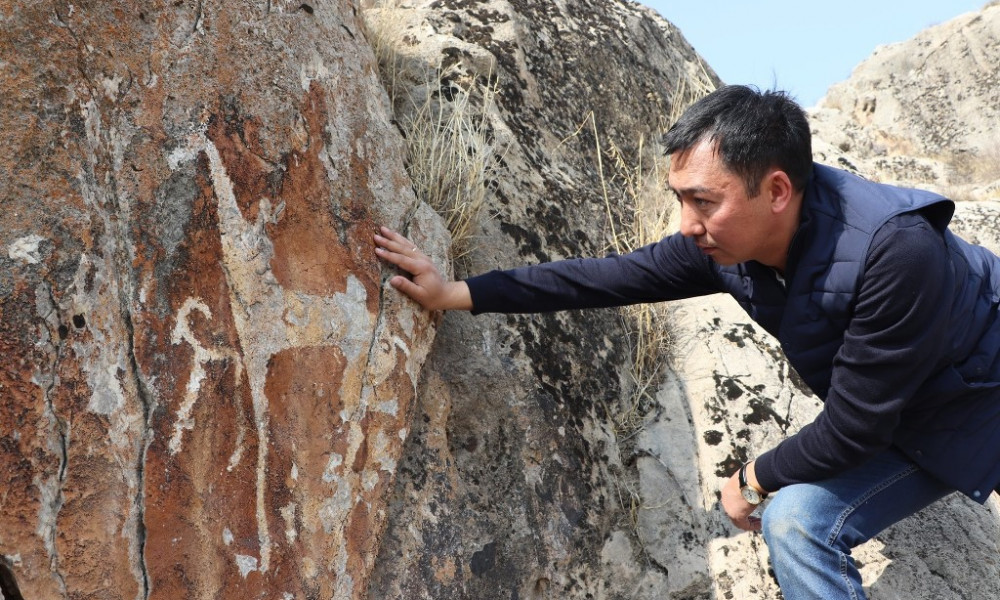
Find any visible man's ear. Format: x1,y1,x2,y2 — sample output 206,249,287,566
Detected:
765,170,796,214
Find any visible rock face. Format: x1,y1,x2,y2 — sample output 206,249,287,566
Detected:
0,1,446,598
810,3,1000,201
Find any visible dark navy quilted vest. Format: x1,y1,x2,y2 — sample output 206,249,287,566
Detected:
715,163,1000,501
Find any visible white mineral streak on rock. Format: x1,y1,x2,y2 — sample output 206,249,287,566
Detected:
33,472,62,566
234,554,258,578
334,552,355,599
280,502,298,543
300,50,332,91
323,454,344,483
60,254,133,426
374,398,399,416
373,430,398,475
7,234,46,264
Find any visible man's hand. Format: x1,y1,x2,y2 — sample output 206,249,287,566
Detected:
374,226,473,311
721,462,765,532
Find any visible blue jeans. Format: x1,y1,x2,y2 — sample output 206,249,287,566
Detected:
761,448,954,600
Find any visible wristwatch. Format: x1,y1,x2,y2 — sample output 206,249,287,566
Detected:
739,463,767,505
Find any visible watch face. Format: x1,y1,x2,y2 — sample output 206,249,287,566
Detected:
741,486,762,505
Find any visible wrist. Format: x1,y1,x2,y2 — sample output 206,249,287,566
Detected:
444,281,473,311
744,461,768,495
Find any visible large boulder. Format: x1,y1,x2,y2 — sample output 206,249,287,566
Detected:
0,1,446,598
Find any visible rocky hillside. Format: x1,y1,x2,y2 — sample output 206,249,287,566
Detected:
811,3,1000,202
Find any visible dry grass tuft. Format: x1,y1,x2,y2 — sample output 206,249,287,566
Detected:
363,3,503,260
400,73,502,260
591,74,715,440
597,129,674,439
967,142,1000,184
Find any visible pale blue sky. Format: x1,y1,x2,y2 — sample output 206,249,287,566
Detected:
640,1,990,107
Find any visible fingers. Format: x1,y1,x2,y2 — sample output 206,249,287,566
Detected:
375,226,423,257
374,227,430,271
727,512,761,532
388,274,426,301
375,244,423,273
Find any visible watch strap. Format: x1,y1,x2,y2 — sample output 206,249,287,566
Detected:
739,463,767,498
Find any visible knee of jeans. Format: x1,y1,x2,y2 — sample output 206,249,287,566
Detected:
761,487,824,549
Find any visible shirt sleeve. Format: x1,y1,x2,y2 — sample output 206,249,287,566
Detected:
754,212,953,491
464,233,725,314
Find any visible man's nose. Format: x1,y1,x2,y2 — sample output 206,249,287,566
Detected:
679,202,705,238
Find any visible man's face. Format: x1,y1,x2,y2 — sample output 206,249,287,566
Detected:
667,139,777,267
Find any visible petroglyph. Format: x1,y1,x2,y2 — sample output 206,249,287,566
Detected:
168,298,246,468
167,130,376,575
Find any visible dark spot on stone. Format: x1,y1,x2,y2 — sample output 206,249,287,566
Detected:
470,541,496,576
717,377,743,400
723,328,745,348
57,324,69,340
703,430,723,446
743,397,789,429
715,452,746,478
72,314,86,329
299,3,314,14
561,501,585,526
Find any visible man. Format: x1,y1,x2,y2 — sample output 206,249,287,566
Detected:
374,85,1000,599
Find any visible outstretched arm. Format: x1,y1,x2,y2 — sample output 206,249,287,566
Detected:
374,226,473,311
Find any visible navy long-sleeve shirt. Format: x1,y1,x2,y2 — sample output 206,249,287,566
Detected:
464,212,951,492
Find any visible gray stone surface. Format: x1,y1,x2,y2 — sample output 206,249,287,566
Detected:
364,0,722,598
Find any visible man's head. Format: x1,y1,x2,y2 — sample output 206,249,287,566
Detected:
664,86,810,270
662,85,813,197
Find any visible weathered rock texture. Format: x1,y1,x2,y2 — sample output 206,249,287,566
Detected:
810,3,1000,202
367,2,1000,600
0,1,447,598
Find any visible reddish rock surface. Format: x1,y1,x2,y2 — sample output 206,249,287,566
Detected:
0,1,445,598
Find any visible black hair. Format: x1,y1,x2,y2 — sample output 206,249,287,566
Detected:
662,85,813,196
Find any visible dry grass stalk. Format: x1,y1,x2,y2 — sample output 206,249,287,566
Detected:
361,2,410,106
362,3,503,260
968,141,1000,184
402,76,501,259
598,130,674,438
594,74,715,439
